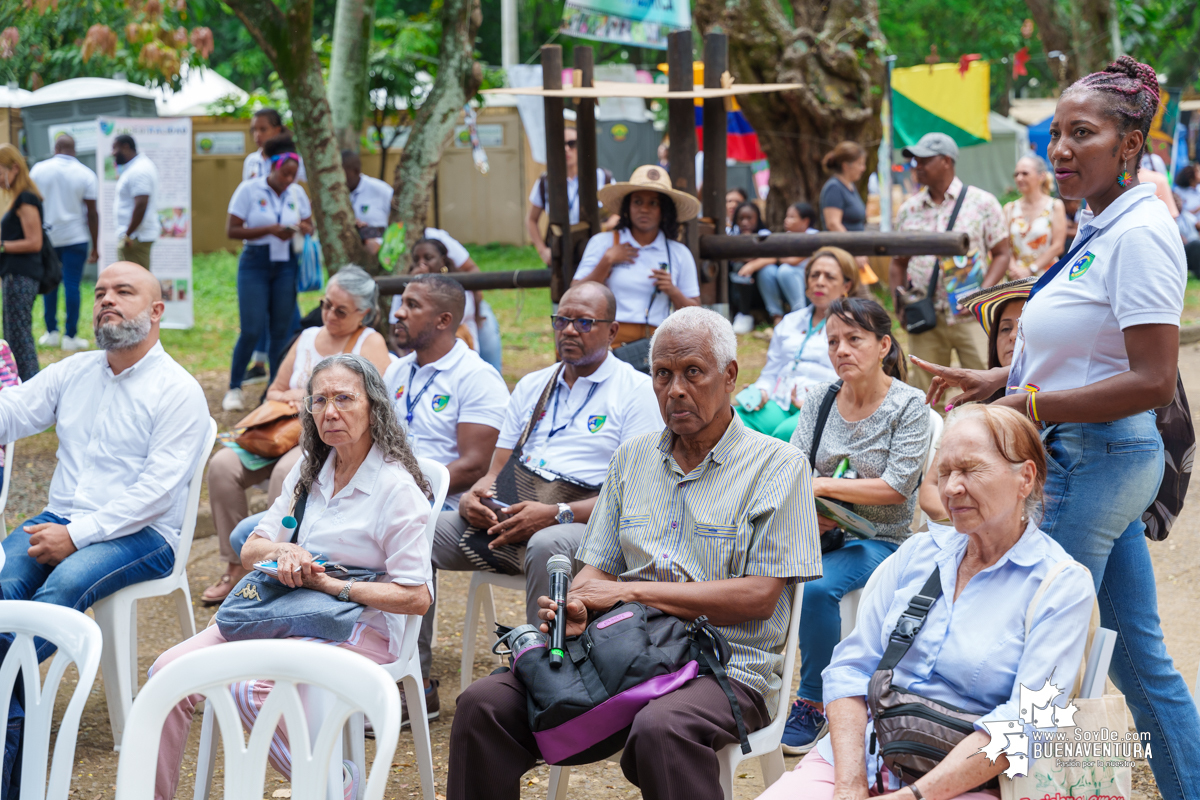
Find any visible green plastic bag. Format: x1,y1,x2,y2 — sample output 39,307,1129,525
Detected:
379,222,407,272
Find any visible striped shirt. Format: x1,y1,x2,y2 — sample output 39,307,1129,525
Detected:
577,413,822,714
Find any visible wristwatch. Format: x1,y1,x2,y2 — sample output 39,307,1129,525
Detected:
555,502,574,525
337,577,358,602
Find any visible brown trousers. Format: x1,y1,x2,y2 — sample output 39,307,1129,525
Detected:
116,237,153,269
447,670,770,800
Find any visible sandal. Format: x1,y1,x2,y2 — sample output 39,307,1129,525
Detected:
201,573,238,606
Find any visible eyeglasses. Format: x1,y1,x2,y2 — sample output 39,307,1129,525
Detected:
564,140,578,150
304,393,361,413
551,315,613,333
320,298,353,319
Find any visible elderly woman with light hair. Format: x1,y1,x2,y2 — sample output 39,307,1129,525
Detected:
757,405,1094,800
203,265,393,604
151,354,433,800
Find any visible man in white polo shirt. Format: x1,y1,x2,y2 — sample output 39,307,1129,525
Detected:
111,135,159,269
0,262,210,661
343,150,395,256
385,274,509,508
30,134,98,352
412,281,662,717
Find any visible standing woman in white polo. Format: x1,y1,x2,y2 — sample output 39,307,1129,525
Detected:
914,56,1199,799
222,135,313,412
573,165,700,347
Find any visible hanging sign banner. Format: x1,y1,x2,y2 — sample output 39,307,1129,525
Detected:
561,0,690,50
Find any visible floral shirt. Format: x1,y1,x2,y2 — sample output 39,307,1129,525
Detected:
1005,197,1062,275
895,177,1006,323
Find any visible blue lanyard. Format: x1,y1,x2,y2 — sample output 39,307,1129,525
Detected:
1027,226,1099,302
791,316,827,369
405,364,441,425
543,381,599,439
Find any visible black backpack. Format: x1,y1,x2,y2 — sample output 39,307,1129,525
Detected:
38,223,62,296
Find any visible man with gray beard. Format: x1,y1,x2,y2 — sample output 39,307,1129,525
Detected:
0,262,209,661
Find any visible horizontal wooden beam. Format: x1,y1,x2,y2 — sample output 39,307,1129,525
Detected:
698,232,970,259
375,269,553,295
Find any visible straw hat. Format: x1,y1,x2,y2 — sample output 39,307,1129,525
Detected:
597,164,702,222
958,276,1037,336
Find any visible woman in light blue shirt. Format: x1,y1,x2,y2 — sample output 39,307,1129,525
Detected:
758,405,1094,800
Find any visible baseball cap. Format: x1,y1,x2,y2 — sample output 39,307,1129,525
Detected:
902,132,959,161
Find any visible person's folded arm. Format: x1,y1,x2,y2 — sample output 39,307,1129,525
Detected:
814,477,905,506
66,385,211,549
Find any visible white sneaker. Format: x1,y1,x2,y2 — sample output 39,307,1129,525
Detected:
61,335,89,351
37,331,60,347
221,388,246,412
732,313,755,335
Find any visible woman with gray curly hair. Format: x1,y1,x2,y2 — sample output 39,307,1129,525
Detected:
205,265,393,605
150,354,433,800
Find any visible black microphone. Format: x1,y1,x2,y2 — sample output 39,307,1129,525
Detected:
546,554,573,669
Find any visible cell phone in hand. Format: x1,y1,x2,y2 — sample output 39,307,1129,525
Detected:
480,496,514,522
735,386,762,412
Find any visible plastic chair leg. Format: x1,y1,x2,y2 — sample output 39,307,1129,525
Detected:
718,750,736,800
193,700,217,800
547,765,570,800
128,600,141,699
759,747,786,787
346,713,367,800
398,671,436,800
460,579,484,693
93,593,133,749
174,582,198,640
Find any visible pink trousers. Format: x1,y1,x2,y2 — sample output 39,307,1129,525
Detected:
756,750,999,800
149,623,393,800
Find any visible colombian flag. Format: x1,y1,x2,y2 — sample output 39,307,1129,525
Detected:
891,61,991,149
660,61,767,163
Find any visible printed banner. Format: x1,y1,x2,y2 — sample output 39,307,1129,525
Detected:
561,0,690,50
96,117,194,329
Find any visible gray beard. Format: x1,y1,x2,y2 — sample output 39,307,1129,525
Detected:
95,308,152,351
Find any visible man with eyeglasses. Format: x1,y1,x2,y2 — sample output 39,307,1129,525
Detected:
526,124,617,266
415,282,661,705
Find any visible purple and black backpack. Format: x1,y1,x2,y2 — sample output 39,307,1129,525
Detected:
495,602,750,766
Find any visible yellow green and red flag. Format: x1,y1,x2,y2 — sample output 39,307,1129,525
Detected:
891,61,991,149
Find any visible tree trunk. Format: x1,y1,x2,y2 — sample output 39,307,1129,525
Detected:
224,0,369,273
1023,0,1119,87
692,0,886,229
389,0,482,254
329,0,378,153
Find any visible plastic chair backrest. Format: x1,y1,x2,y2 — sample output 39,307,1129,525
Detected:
416,457,450,544
115,640,401,800
0,601,102,800
172,418,218,578
770,581,806,724
855,553,896,628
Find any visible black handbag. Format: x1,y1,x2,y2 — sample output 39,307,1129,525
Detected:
1141,372,1193,541
38,225,62,296
899,187,968,335
809,381,848,554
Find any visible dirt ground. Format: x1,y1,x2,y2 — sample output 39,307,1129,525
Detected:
18,336,1195,800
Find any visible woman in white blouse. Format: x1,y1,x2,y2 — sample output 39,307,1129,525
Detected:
735,247,858,440
573,164,701,347
151,354,433,800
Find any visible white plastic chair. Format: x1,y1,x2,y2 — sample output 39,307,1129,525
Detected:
0,601,102,800
94,416,217,749
115,640,401,800
460,570,526,691
0,441,14,534
193,457,448,800
546,583,806,800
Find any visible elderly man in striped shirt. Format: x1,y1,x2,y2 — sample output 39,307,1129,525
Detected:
447,307,823,800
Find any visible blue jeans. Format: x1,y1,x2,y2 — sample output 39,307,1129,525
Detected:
476,300,502,372
798,538,899,703
229,511,266,561
0,512,175,661
756,263,808,317
1040,413,1200,800
42,242,89,337
230,245,298,389
252,303,302,366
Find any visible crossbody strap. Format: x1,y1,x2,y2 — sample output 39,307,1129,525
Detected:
515,363,565,456
877,567,943,672
289,486,310,544
1027,228,1099,303
925,186,971,299
808,380,844,468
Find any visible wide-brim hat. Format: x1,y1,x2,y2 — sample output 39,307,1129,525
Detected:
597,164,702,222
958,276,1037,336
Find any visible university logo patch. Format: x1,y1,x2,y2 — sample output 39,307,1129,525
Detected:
431,394,450,412
1068,251,1095,281
361,204,369,213
287,201,296,211
394,385,405,401
587,415,606,433
258,198,268,208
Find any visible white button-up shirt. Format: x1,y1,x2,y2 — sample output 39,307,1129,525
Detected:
29,154,97,248
753,306,838,410
574,228,700,326
0,342,209,551
114,154,160,242
242,149,308,183
384,340,509,508
251,444,434,657
227,177,312,262
497,353,664,487
349,174,394,229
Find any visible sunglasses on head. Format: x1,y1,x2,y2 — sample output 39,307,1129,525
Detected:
550,315,612,333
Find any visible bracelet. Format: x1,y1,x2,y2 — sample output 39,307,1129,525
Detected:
908,782,926,800
1023,382,1042,423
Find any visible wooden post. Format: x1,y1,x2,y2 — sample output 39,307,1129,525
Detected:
542,45,571,302
575,46,601,236
702,32,729,309
667,30,698,265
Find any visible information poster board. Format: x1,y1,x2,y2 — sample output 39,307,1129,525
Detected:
96,117,194,329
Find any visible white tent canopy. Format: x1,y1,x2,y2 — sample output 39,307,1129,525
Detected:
22,77,158,108
0,85,34,108
157,65,247,116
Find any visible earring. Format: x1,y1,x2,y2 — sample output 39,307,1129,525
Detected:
1117,157,1133,188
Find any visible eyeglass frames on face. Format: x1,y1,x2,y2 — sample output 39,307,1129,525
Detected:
304,393,361,413
550,315,613,333
320,298,354,320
